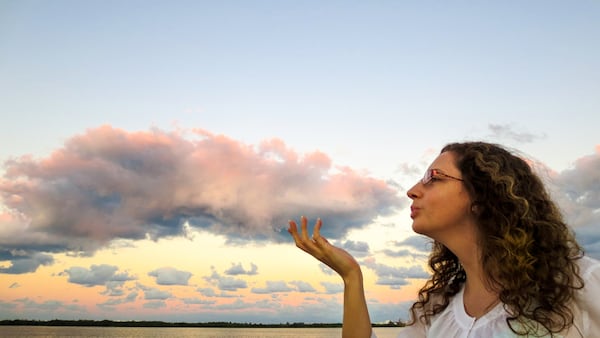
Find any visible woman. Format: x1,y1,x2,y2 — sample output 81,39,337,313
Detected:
288,141,600,337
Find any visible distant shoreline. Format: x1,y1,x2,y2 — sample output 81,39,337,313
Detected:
0,319,404,328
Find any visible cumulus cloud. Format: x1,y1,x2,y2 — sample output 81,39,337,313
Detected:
143,288,172,300
0,126,403,273
394,236,431,252
289,280,316,292
224,262,258,276
383,235,431,260
148,267,192,286
363,259,430,289
197,287,239,298
341,240,371,258
251,280,294,294
97,291,138,308
62,264,136,287
204,267,248,292
320,281,343,294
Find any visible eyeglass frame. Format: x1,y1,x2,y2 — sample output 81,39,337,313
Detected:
421,168,464,185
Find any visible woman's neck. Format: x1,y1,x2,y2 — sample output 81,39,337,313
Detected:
458,247,500,318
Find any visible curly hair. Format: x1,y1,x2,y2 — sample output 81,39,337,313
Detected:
408,141,584,336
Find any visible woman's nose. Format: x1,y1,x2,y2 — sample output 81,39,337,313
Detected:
406,183,420,200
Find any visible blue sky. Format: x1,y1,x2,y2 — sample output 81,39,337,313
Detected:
0,0,599,324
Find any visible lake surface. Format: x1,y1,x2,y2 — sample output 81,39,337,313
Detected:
0,326,401,337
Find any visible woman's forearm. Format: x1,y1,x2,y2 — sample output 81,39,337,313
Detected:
342,268,372,338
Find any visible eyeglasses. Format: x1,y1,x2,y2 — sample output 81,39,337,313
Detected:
421,168,464,185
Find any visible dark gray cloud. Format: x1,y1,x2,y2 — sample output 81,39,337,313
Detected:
0,126,403,273
0,252,54,274
148,267,192,286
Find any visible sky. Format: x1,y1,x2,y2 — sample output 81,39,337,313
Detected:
0,0,599,324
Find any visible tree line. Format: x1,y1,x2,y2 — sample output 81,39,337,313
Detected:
0,319,404,328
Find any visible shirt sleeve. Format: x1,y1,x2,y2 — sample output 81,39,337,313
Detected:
579,258,600,336
394,323,427,338
370,323,426,338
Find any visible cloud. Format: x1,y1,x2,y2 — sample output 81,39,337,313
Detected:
148,267,192,286
251,280,294,294
204,268,248,292
0,126,403,272
182,297,216,305
62,264,136,287
101,281,127,296
196,287,239,298
363,259,429,289
0,252,53,274
143,300,167,309
289,280,316,292
13,298,86,318
340,240,371,258
320,281,343,294
548,146,600,259
97,291,138,308
487,123,545,143
224,262,258,276
394,235,431,252
143,288,172,300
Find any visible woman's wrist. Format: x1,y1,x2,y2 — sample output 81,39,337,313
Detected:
342,265,364,286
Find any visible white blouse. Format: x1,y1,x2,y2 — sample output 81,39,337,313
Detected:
373,256,600,338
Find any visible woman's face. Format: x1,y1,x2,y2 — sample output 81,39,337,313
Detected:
406,151,476,243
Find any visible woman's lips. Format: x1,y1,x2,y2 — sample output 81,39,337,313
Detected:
410,206,420,218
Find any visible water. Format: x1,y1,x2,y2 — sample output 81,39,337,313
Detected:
0,326,401,337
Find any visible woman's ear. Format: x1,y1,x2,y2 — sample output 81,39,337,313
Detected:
470,202,481,215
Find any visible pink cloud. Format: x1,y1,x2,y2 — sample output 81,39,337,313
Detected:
0,125,403,266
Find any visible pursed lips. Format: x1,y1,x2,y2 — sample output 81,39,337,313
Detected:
410,205,420,218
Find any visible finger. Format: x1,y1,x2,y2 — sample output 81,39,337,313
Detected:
312,218,329,246
287,219,297,235
300,215,309,241
312,218,322,240
288,220,307,247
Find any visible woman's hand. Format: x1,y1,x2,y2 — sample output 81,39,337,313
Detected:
288,216,373,337
288,216,361,281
